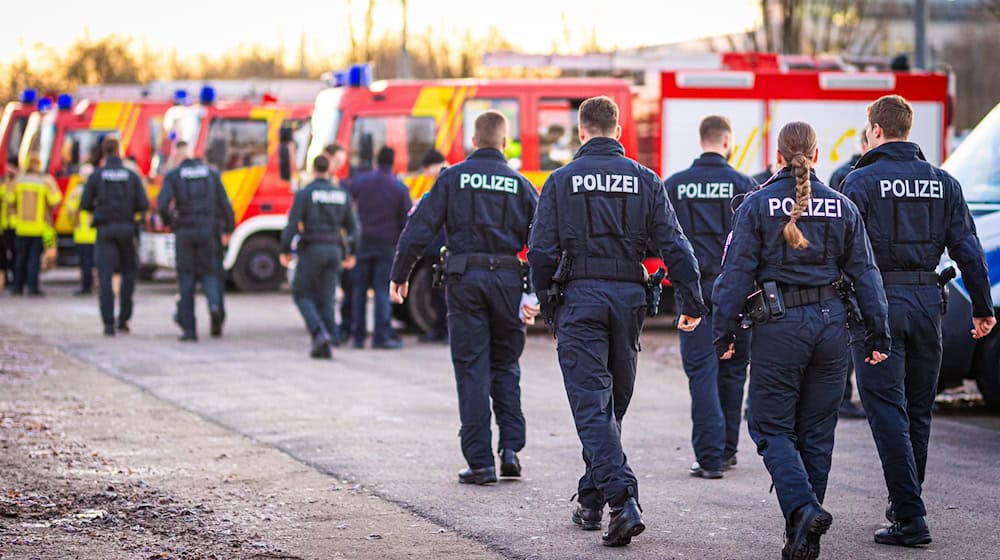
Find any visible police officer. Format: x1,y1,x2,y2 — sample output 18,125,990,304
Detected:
664,115,756,479
390,110,538,486
80,137,149,335
841,95,995,547
828,126,870,420
713,121,890,560
280,154,359,359
528,96,706,547
158,141,235,341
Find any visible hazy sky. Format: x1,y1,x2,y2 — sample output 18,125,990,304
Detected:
2,0,761,62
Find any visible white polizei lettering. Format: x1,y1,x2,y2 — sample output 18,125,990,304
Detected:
312,190,347,205
572,174,639,195
101,169,130,182
179,166,210,179
878,178,944,199
677,182,734,199
767,197,843,218
459,173,518,193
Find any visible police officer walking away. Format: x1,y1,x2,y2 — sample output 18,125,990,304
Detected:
529,96,706,547
841,95,995,547
713,121,890,560
280,154,359,359
157,141,235,341
390,110,538,486
81,138,149,335
664,115,756,479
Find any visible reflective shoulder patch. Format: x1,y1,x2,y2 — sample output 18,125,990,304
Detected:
570,174,639,195
312,189,348,205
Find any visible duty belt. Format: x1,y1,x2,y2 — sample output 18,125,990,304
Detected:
462,254,523,271
568,256,646,283
300,232,341,245
782,285,840,308
881,270,939,286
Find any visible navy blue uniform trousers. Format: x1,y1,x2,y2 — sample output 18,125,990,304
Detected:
748,300,848,521
446,267,526,470
678,281,750,469
557,280,646,509
852,285,941,521
292,244,341,338
12,236,43,293
96,234,137,327
175,233,223,333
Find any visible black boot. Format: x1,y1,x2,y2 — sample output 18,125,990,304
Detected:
457,466,497,485
499,449,521,477
210,308,224,337
785,503,832,560
178,331,198,342
602,497,644,547
689,461,723,479
310,330,332,359
875,516,932,547
572,504,603,531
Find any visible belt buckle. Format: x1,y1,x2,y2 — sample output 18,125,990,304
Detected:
488,256,498,271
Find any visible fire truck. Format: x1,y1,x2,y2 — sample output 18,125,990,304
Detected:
17,94,172,263
305,64,640,331
938,102,1000,410
140,87,315,291
1,90,40,177
306,59,952,331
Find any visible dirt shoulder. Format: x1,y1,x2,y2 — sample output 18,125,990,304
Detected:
0,329,505,560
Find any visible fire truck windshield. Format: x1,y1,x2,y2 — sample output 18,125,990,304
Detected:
944,103,1000,214
307,88,344,167
153,106,204,175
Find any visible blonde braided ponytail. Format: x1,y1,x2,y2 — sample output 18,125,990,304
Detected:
777,122,817,250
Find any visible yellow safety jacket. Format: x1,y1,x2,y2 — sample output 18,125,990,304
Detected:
0,181,10,231
14,173,62,238
66,183,97,245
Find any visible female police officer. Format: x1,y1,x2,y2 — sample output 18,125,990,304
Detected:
712,122,891,560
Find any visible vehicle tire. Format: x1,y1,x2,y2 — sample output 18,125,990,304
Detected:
231,235,284,292
404,264,437,334
138,264,157,282
971,325,1000,411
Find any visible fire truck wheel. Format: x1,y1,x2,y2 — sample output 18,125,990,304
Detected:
972,325,1000,411
403,264,436,334
231,235,284,292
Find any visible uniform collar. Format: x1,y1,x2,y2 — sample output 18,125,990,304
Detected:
854,141,926,170
692,152,731,168
306,177,334,189
104,156,123,167
770,166,821,185
468,147,506,162
574,137,625,159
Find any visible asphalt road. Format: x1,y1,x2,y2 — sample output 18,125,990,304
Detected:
4,273,999,560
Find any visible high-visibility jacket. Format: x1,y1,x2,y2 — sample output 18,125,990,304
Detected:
14,172,62,237
66,183,97,244
0,180,10,231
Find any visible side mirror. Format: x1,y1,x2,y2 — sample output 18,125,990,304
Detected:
278,142,292,182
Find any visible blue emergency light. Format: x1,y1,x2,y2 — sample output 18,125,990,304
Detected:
333,71,350,88
174,89,189,105
199,85,216,105
56,93,73,111
348,63,372,87
20,89,38,104
37,97,54,112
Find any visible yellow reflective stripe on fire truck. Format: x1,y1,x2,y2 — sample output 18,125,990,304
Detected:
222,165,268,223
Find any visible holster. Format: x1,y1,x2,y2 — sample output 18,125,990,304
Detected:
431,247,448,288
743,281,785,325
645,267,666,317
832,279,863,325
938,266,957,315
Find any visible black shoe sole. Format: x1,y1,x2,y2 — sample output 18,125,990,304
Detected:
458,475,497,485
500,462,521,477
572,512,601,531
792,511,832,560
602,521,645,547
874,533,932,547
